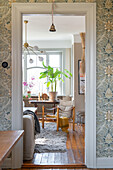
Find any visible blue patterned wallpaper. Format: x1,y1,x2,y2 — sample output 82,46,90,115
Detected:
0,0,113,157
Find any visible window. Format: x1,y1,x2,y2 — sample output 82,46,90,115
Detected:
23,50,63,96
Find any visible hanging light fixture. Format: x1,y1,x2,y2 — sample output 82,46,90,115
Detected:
49,0,56,32
23,20,44,63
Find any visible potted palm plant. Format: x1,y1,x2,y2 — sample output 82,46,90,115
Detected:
39,62,72,101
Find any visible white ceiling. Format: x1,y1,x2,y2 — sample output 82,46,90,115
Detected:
23,15,85,41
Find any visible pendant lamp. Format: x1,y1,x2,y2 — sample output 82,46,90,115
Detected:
49,0,56,32
23,20,44,63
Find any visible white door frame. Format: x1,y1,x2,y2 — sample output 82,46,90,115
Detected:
12,3,96,168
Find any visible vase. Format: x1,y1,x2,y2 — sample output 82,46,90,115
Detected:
49,92,58,101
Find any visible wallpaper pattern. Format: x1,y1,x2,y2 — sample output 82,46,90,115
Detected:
0,0,113,158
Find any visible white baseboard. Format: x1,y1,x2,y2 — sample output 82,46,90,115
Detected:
1,158,12,168
97,157,113,168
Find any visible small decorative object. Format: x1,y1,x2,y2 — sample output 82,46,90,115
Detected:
78,60,85,95
39,62,72,101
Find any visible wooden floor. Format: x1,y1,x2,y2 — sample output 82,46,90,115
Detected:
6,124,113,169
23,123,85,168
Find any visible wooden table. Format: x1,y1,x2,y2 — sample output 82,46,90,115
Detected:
0,130,24,167
30,100,60,114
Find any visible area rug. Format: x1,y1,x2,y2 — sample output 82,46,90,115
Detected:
35,122,67,153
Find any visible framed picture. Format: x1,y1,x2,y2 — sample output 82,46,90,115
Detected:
78,60,85,95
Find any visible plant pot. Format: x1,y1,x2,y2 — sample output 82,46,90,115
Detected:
27,91,31,98
49,92,58,101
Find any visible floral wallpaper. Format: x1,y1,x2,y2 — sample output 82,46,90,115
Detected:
0,0,113,158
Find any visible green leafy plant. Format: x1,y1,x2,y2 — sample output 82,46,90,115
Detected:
39,62,72,92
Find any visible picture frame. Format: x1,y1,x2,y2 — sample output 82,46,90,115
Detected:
78,60,85,95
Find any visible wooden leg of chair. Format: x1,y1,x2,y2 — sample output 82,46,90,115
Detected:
73,107,75,131
42,105,44,129
57,107,59,131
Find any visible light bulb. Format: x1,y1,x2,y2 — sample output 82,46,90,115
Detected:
33,46,39,51
29,58,33,63
39,56,44,62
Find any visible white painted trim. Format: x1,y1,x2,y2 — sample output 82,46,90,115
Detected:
12,3,96,168
85,3,96,168
12,4,23,169
97,158,113,168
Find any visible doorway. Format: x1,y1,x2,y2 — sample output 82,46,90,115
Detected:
22,14,85,167
12,3,96,169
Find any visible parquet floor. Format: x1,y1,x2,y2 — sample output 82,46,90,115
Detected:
23,123,85,168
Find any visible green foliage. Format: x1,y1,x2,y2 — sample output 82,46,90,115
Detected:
39,61,72,92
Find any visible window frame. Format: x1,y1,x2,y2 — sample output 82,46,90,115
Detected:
23,49,65,95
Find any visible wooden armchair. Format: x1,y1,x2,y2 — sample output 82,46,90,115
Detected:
42,101,75,131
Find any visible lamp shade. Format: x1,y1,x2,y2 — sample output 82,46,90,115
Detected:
49,23,56,32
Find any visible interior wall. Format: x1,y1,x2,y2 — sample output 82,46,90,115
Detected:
74,43,85,112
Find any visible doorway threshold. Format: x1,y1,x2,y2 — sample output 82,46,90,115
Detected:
22,163,86,169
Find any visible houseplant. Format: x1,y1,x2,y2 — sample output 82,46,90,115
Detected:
39,62,72,101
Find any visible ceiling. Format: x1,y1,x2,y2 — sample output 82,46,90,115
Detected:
23,15,85,41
